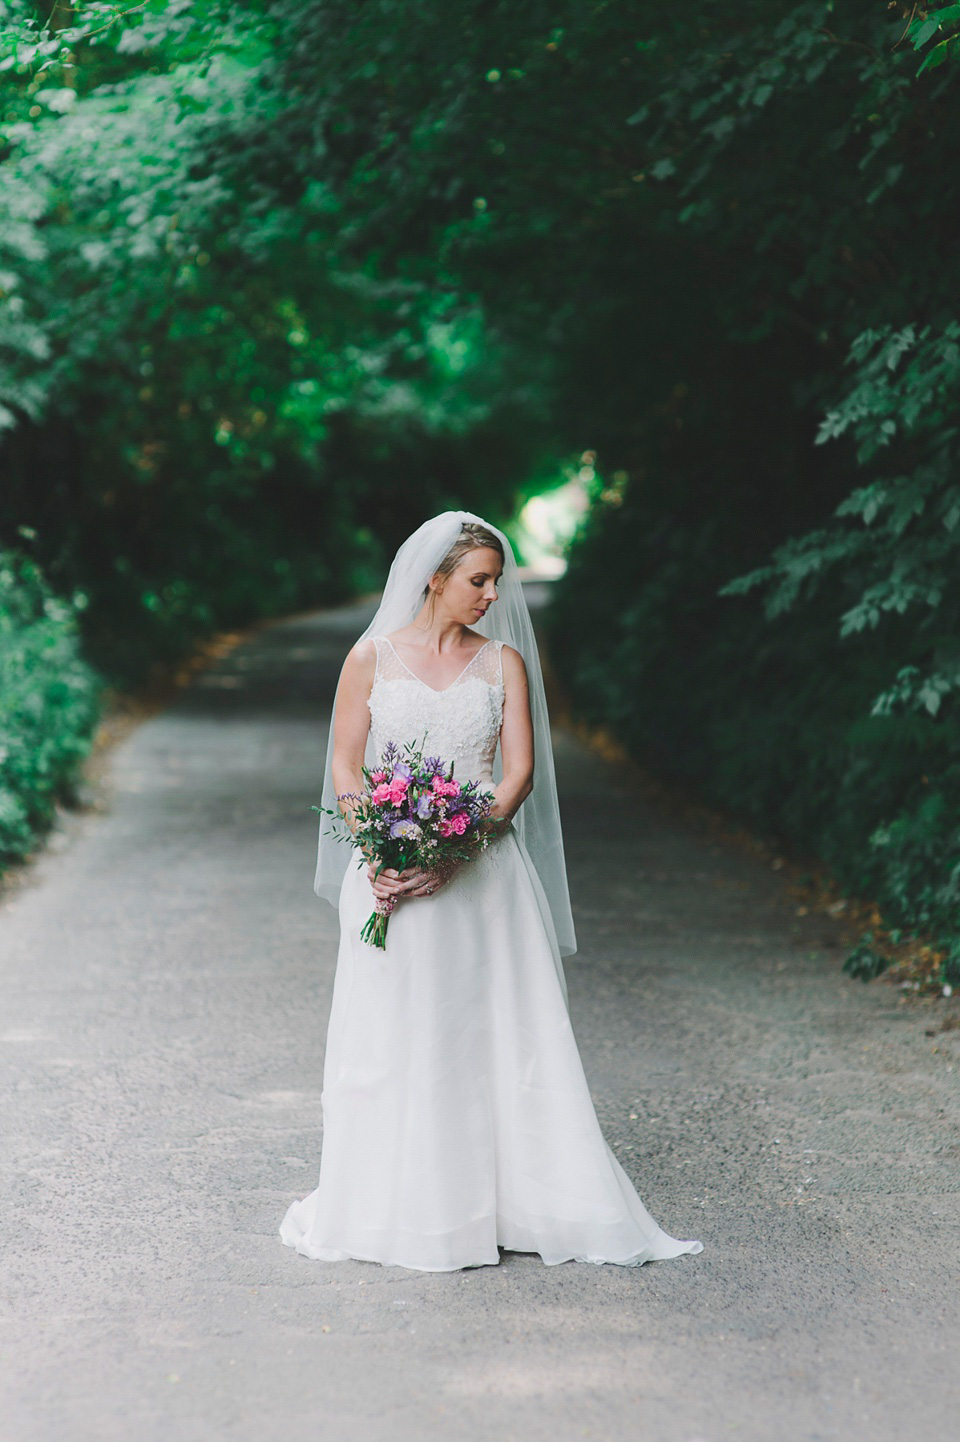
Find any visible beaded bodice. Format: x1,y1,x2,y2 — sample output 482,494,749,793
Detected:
367,636,505,785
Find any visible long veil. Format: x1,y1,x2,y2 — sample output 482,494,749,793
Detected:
314,510,577,958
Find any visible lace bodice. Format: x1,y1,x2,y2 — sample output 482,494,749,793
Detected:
367,636,505,785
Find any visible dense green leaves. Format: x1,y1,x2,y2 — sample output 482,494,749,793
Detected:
0,548,99,861
546,1,960,985
910,3,960,73
2,1,960,978
0,0,528,678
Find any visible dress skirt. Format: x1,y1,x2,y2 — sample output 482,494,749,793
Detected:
280,826,702,1271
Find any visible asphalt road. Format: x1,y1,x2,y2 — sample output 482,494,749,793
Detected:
2,596,959,1442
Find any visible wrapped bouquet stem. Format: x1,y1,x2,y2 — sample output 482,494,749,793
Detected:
363,893,397,950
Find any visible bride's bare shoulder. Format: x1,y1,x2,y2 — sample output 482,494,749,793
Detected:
341,636,378,683
500,644,528,684
345,634,378,661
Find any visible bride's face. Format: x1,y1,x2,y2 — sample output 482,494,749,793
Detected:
435,546,503,624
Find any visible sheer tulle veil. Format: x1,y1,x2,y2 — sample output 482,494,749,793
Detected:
314,510,577,958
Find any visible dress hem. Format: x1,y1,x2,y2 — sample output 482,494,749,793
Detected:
279,1211,703,1273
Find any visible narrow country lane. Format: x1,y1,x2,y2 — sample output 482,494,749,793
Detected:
1,596,958,1442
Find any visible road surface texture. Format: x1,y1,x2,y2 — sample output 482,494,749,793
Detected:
2,595,958,1442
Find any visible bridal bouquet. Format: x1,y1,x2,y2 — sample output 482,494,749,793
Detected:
314,739,505,949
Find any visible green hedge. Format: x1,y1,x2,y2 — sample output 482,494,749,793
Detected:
0,551,100,867
549,491,960,988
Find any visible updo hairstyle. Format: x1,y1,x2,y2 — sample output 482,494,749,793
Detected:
423,522,505,603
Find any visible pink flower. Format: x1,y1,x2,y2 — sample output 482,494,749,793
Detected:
431,776,461,797
371,776,408,806
370,770,386,785
439,813,469,838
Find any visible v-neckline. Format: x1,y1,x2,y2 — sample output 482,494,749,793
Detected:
382,635,493,694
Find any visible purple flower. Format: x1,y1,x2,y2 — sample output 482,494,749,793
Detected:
389,819,422,840
393,762,414,781
415,794,435,819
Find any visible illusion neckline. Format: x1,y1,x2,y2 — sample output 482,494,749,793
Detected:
379,635,495,694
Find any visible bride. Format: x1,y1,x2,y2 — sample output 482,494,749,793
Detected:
280,511,702,1271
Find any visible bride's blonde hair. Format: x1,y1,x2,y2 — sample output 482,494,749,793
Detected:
423,521,504,602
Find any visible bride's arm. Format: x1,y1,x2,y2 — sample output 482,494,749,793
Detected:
331,639,376,839
332,640,410,903
489,644,534,823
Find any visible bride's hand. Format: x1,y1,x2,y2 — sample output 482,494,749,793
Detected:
365,859,460,900
365,863,411,902
401,859,460,898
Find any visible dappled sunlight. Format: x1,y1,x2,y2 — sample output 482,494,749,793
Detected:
513,466,594,578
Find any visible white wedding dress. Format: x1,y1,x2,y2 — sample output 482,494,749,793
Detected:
280,635,703,1271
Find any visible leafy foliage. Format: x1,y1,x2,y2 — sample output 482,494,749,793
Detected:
843,933,890,982
0,547,99,863
3,0,960,982
545,1,960,986
0,0,528,679
909,3,960,73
